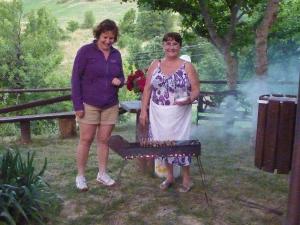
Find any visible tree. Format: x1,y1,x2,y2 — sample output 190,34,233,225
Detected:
266,0,300,80
121,0,269,89
255,0,280,76
118,7,175,69
135,9,174,41
81,10,95,29
0,0,24,89
67,20,80,32
119,8,136,34
0,0,62,103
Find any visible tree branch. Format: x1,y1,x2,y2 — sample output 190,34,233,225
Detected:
255,0,280,75
225,0,243,44
197,0,224,51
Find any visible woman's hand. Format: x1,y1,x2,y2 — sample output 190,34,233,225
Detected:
112,77,122,86
75,110,84,118
139,111,148,128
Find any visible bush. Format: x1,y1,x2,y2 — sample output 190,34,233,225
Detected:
81,10,95,29
0,148,61,225
66,20,79,32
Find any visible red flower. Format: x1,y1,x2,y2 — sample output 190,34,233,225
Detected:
126,69,147,93
136,77,146,92
134,69,144,78
126,73,135,91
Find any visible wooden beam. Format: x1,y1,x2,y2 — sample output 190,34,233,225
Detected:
0,95,71,114
0,88,70,93
0,111,75,123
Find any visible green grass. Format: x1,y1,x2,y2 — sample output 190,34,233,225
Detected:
0,116,289,225
23,0,136,26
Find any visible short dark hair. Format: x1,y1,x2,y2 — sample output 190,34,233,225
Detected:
162,32,182,46
93,19,119,41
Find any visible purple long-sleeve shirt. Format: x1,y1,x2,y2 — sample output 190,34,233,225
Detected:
71,40,125,111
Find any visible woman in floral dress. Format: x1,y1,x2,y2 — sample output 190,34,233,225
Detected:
139,32,200,192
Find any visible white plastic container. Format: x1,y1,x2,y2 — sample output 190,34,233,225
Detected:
154,158,181,178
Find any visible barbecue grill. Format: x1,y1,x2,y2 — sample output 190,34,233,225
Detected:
108,135,209,203
108,135,201,159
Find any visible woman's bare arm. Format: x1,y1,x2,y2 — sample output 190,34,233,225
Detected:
185,62,200,103
139,60,159,127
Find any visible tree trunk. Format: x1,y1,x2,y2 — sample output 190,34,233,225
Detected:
198,0,239,90
223,48,238,90
255,0,280,76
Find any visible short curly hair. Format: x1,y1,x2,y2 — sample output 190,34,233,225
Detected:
93,19,119,42
162,32,182,46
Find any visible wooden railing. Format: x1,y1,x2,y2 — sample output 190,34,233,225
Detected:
0,89,73,143
0,80,297,142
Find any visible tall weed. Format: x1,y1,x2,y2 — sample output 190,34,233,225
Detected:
0,148,61,225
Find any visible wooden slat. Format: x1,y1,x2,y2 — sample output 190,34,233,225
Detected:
0,95,71,114
255,102,268,169
0,88,70,93
200,90,240,96
0,106,130,124
0,112,75,123
276,101,297,174
262,100,280,172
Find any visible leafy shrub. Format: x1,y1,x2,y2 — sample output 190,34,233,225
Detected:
66,20,79,32
0,148,60,225
81,10,95,29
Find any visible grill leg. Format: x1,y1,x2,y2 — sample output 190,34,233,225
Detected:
103,159,128,211
115,159,128,184
196,156,210,206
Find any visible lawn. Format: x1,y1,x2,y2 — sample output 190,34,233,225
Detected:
0,116,289,225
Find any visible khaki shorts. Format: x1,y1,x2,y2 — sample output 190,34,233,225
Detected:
76,103,119,125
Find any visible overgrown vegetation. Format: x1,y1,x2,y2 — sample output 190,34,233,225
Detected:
0,147,61,225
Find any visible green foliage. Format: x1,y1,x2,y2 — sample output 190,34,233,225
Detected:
81,10,95,29
125,37,143,70
0,1,65,136
0,148,60,225
267,0,300,72
119,8,136,35
0,1,63,102
125,0,260,48
66,20,79,32
119,8,173,70
133,36,164,69
135,9,174,41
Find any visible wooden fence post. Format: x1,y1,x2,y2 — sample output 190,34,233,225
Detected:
20,121,31,144
58,118,76,138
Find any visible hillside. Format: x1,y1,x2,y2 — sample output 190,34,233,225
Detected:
21,0,137,82
23,0,136,26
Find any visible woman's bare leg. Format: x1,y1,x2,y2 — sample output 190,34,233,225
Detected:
166,163,175,183
96,124,114,174
77,123,97,176
181,165,191,187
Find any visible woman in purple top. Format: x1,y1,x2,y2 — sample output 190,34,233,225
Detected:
71,19,125,191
